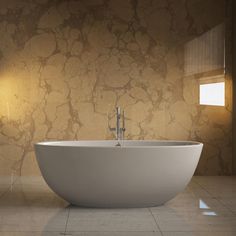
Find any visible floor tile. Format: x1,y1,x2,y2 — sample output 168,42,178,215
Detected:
67,232,162,236
217,197,236,214
0,185,10,197
0,207,69,232
1,176,236,234
194,176,236,187
0,175,18,197
0,179,68,209
193,177,236,198
151,196,233,217
66,208,159,232
0,177,69,232
0,232,62,236
152,210,236,232
162,232,236,236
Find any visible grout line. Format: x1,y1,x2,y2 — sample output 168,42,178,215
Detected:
65,231,164,233
64,206,71,234
216,198,236,216
192,178,236,216
148,208,164,236
0,230,171,233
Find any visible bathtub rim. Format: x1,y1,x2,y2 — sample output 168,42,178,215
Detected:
34,140,203,149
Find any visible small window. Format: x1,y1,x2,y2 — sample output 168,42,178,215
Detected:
184,24,225,107
199,81,225,106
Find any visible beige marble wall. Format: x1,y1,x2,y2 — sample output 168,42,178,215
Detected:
0,0,232,175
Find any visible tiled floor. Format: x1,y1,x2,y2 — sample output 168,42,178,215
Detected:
0,176,236,236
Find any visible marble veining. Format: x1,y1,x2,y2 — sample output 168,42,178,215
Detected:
0,0,232,175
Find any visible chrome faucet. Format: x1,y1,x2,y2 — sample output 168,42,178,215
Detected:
109,107,126,141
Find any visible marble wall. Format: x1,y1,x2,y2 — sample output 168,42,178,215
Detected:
0,0,232,175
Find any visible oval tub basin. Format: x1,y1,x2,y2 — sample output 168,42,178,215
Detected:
34,140,203,208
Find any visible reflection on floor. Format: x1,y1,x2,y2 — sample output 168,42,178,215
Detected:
0,176,236,236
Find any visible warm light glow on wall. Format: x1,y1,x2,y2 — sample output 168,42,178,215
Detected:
0,75,26,120
0,76,13,119
199,82,225,106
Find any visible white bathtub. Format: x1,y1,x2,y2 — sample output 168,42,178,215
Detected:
34,140,203,207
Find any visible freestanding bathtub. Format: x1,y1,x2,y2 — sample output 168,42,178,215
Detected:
34,140,203,208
